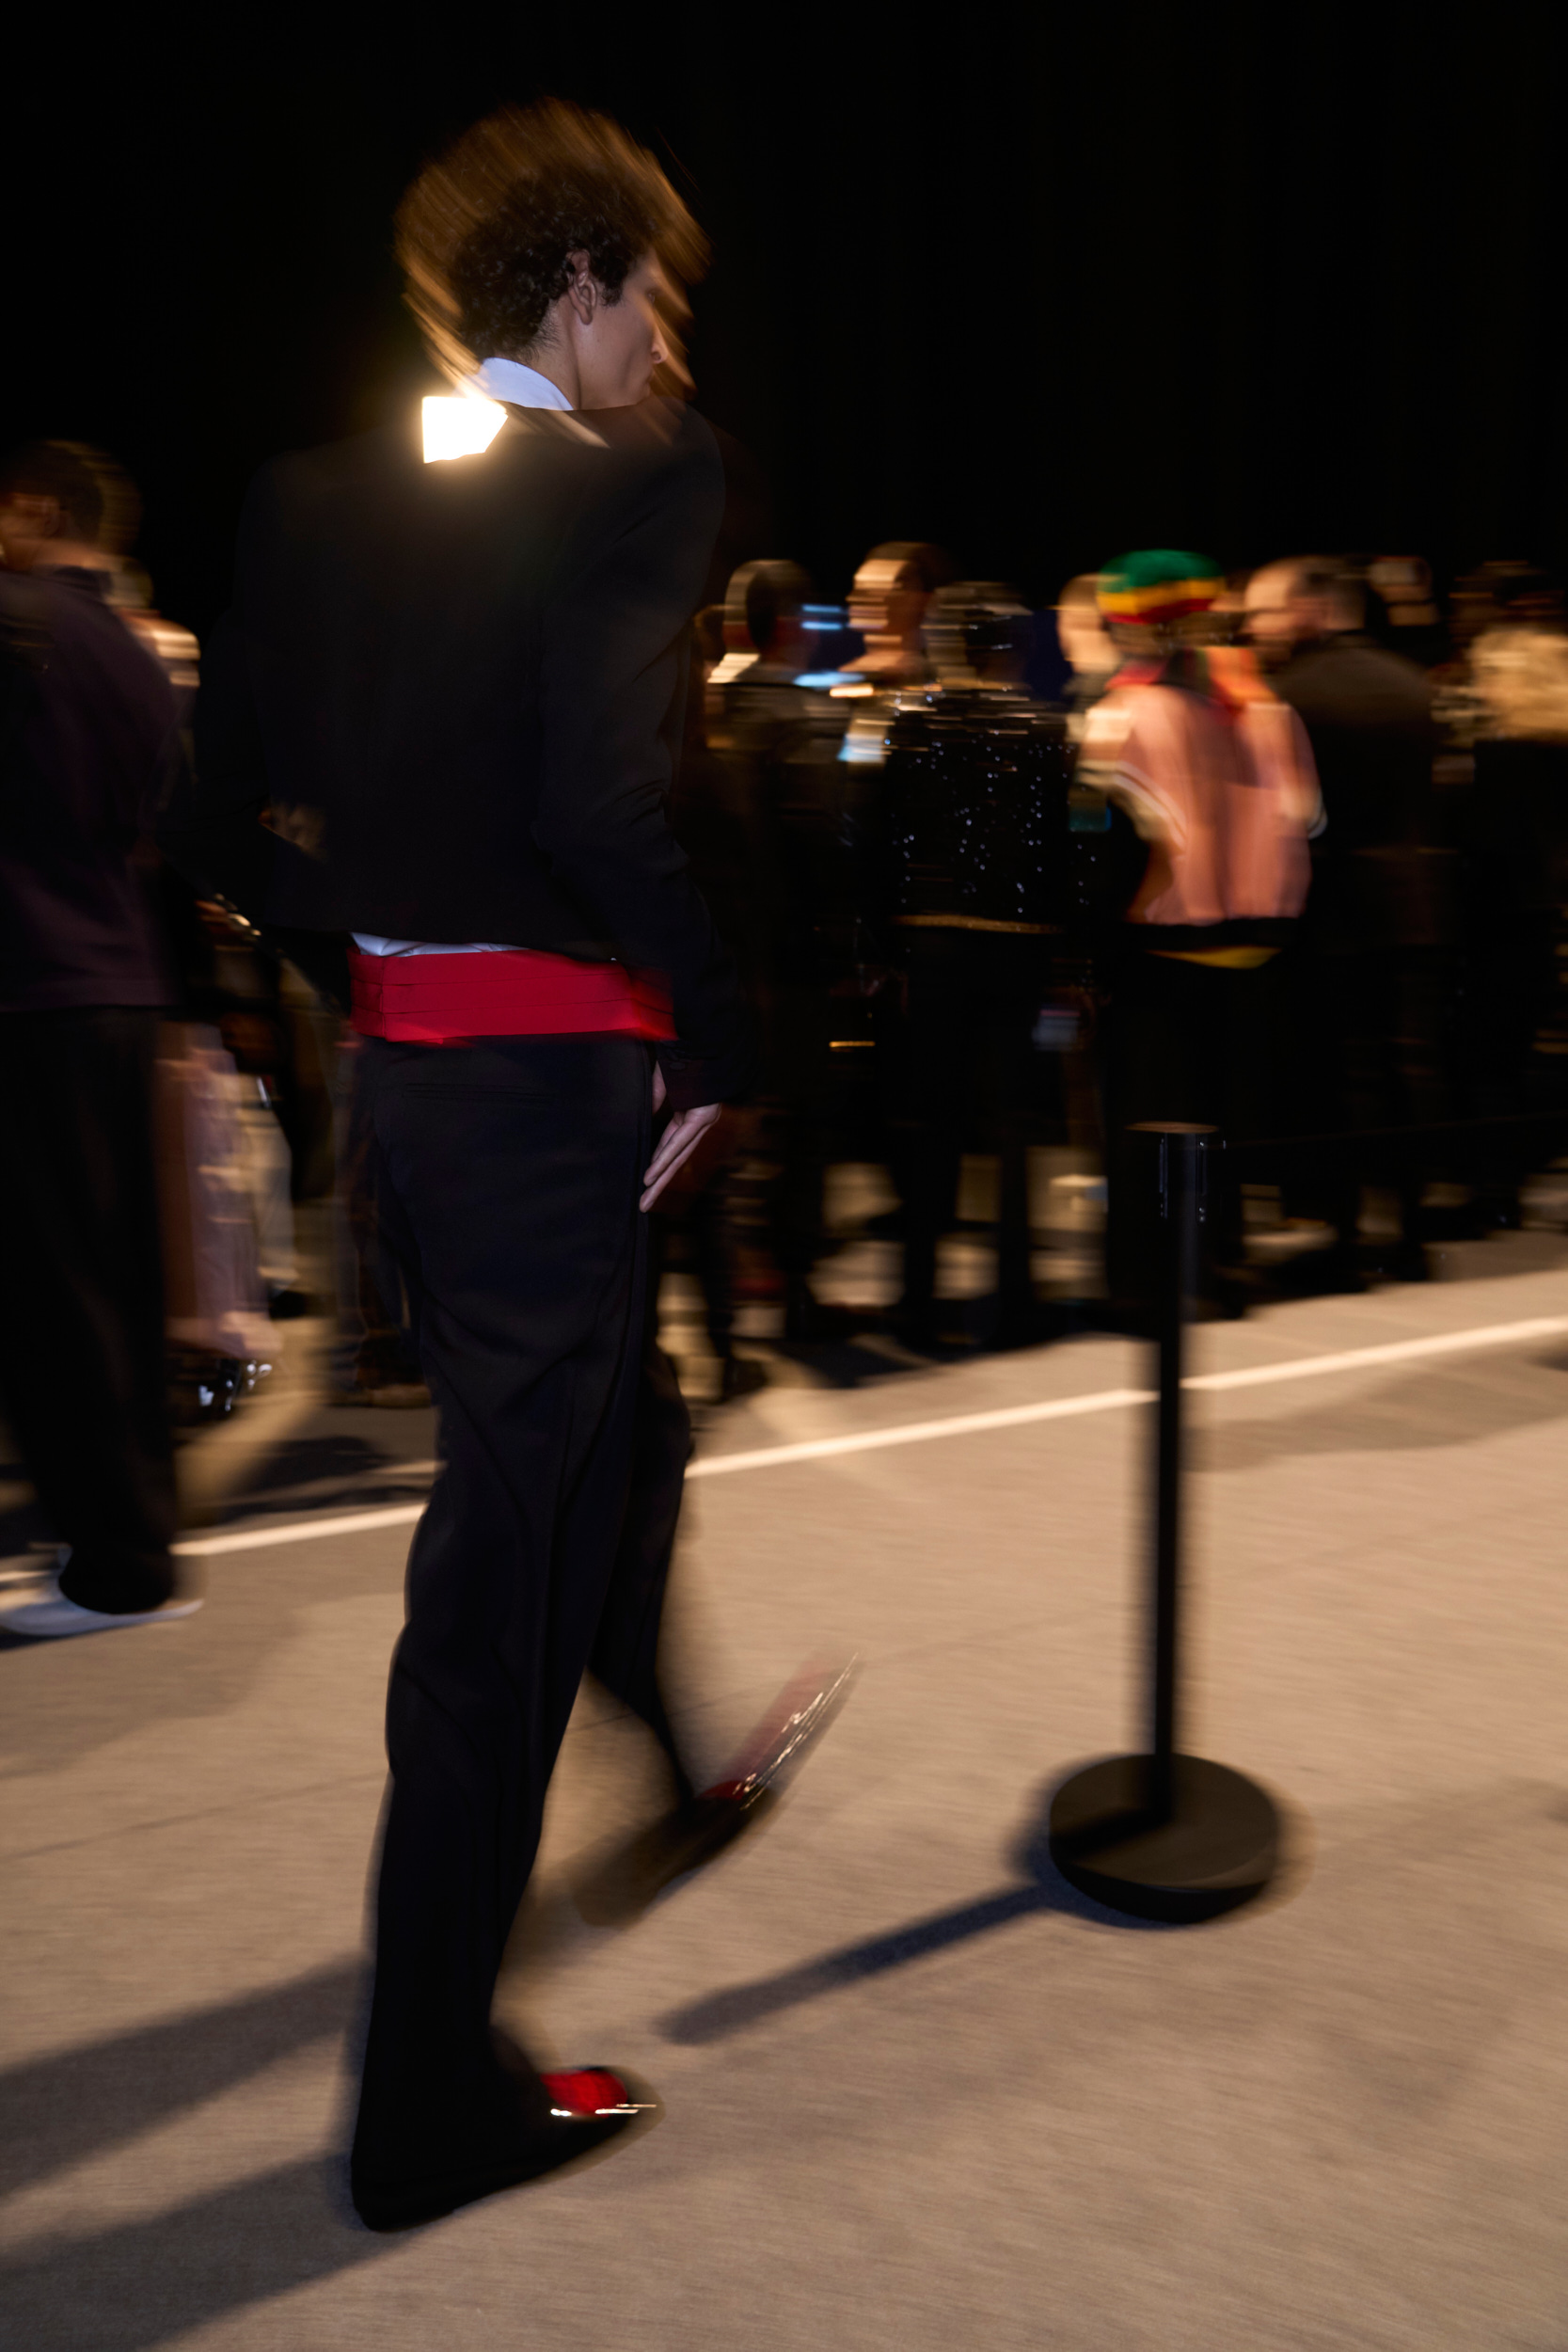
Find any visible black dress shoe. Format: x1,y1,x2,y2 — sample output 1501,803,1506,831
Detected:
572,1788,779,1926
572,1655,859,1927
351,2066,659,2231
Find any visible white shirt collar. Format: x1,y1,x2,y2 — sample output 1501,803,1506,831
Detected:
467,358,573,412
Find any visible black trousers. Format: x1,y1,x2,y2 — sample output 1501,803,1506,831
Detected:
349,1033,692,2195
896,929,1048,1326
0,1007,178,1612
1278,933,1459,1246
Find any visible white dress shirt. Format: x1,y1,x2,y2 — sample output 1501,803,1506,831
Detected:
353,358,572,960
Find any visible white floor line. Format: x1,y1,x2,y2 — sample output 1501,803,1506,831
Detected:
169,1311,1568,1558
685,1388,1156,1480
175,1503,433,1559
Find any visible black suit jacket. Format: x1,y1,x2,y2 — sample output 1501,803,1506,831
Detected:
0,567,174,1010
1270,633,1447,952
164,395,752,1106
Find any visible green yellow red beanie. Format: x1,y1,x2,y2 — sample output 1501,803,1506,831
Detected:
1097,549,1223,628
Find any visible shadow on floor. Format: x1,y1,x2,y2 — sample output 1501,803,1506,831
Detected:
656,1779,1193,2048
1193,1346,1568,1474
0,2154,383,2351
0,1960,364,2203
0,1960,383,2350
765,1299,1089,1393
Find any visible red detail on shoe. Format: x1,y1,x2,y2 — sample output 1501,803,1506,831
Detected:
701,1780,751,1804
541,2068,626,2116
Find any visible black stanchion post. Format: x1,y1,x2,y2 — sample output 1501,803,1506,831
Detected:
1148,1123,1200,1821
1047,1122,1284,1923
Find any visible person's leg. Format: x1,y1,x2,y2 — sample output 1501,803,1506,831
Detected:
351,1032,652,2198
234,1080,299,1299
689,1176,737,1367
0,1009,178,1612
983,936,1048,1327
587,1279,699,1807
898,933,964,1334
772,987,830,1331
1315,947,1365,1255
1206,961,1275,1292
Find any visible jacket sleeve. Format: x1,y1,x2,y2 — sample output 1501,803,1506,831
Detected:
159,469,351,1009
534,407,756,1107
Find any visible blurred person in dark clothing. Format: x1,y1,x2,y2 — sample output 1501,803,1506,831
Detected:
1434,564,1566,745
162,102,848,2232
0,441,198,1637
1364,555,1449,672
1245,556,1449,1280
1457,628,1568,1207
1449,562,1565,653
1086,551,1319,1325
657,585,784,1395
866,584,1071,1348
710,557,862,1338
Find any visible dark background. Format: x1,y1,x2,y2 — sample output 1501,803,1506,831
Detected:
6,9,1565,638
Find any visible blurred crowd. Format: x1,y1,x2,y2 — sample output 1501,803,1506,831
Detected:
6,432,1568,1552
671,535,1568,1362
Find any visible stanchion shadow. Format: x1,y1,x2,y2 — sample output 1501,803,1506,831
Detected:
0,1959,364,2202
0,1959,390,2348
0,2154,382,2352
656,1780,1187,2048
1195,1354,1568,1475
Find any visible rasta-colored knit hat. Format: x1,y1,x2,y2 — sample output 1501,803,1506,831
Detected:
1097,549,1224,628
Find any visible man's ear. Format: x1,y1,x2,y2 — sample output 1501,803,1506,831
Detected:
563,251,597,327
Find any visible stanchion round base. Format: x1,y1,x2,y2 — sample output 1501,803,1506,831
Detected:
1048,1754,1279,1923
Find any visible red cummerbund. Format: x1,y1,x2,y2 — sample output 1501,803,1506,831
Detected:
348,948,675,1045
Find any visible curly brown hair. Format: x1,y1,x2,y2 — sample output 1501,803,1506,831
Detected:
395,100,707,391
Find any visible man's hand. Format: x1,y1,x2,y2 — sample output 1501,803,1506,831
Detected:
641,1065,723,1212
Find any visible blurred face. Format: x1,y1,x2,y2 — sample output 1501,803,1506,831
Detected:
575,250,672,408
1243,564,1311,664
1058,601,1114,676
0,493,61,570
849,558,927,643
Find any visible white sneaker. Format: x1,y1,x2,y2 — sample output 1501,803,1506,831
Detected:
1,1567,201,1640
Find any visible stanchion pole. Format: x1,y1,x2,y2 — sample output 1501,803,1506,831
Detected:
1048,1122,1284,1923
1148,1125,1196,1817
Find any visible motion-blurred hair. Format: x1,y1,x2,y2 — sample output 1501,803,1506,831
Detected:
1471,628,1568,743
0,440,139,552
926,580,1030,680
865,540,954,596
1291,558,1364,630
725,558,812,657
396,100,707,395
1450,561,1564,646
1056,572,1101,613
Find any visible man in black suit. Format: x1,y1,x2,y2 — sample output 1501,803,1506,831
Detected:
164,103,855,2230
1245,557,1448,1282
0,441,198,1639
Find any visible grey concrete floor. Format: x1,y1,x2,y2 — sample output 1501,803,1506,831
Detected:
4,1241,1568,2348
